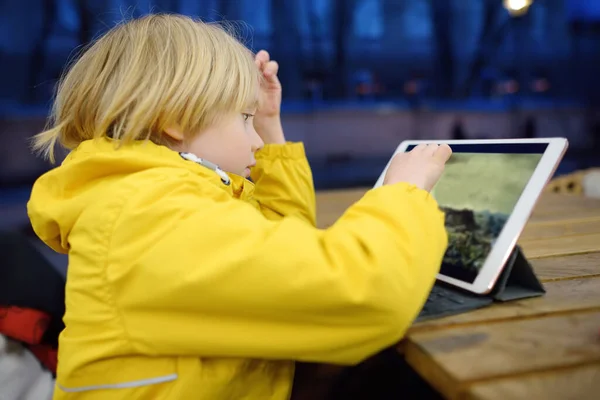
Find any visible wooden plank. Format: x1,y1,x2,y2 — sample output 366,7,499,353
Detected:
528,193,600,223
535,192,596,207
316,188,366,203
520,233,600,259
521,219,600,240
409,276,600,333
532,252,600,281
316,189,600,227
319,205,600,228
316,189,366,229
404,312,600,400
465,363,600,400
533,193,600,215
315,190,600,211
315,190,600,213
530,210,600,224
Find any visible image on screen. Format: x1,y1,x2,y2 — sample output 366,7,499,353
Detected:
428,148,544,283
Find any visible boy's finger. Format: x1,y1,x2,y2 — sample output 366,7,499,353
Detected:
256,50,270,65
424,143,440,156
433,144,452,163
411,143,428,153
264,60,279,77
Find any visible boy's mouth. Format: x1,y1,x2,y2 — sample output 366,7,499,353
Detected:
244,163,255,177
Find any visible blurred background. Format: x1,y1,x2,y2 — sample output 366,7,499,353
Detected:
1,0,600,230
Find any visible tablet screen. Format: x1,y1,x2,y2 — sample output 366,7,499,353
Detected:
407,143,548,283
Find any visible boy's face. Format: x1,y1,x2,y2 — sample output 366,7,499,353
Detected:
168,111,264,178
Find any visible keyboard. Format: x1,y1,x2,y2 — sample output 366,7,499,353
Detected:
416,283,494,322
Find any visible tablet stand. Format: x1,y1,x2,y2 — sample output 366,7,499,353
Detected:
490,245,545,302
415,245,545,322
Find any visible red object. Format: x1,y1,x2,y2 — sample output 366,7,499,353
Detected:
0,306,58,373
29,345,58,373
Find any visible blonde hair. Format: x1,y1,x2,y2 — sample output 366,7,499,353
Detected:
33,14,261,162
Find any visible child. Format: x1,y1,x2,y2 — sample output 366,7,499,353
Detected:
27,14,451,400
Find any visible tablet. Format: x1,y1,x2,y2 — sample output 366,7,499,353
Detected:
374,138,568,294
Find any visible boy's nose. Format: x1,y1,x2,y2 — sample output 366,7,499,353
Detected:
251,129,264,152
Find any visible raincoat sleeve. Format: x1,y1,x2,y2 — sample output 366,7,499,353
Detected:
250,142,316,226
108,175,447,366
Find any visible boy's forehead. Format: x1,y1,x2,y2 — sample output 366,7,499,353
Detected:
247,93,260,111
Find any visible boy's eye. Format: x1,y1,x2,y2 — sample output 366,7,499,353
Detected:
242,113,254,122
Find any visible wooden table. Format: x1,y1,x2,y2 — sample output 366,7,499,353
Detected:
315,188,600,399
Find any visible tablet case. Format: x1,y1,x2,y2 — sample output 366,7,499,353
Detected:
415,245,544,322
490,244,546,301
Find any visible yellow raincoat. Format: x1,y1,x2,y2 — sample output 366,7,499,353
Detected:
27,138,447,399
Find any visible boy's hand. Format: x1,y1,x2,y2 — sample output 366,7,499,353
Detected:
254,50,286,144
383,144,452,192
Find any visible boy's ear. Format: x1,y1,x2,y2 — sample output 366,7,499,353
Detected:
164,126,185,142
